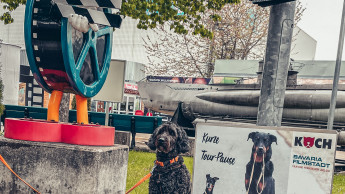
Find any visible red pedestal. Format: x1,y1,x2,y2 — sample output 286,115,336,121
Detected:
61,123,115,146
4,118,61,142
4,118,115,146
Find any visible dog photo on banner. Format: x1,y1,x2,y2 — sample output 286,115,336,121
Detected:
192,122,337,194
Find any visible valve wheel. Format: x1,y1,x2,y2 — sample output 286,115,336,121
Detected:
24,0,113,98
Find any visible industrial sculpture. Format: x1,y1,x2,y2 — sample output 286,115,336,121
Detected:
4,0,123,145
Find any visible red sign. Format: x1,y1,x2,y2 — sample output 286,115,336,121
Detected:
125,83,138,90
124,89,139,95
135,110,144,116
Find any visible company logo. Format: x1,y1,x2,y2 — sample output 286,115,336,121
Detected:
294,136,332,149
303,137,315,148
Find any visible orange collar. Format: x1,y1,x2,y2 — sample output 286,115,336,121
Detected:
155,156,179,167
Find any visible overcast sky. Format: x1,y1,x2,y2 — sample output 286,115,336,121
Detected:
298,0,344,60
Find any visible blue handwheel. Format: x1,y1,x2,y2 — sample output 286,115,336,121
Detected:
62,19,113,97
24,0,113,98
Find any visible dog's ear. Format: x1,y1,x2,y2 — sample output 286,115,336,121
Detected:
147,125,162,150
214,177,219,182
147,135,156,150
247,132,257,141
269,134,277,145
206,174,210,178
176,125,190,153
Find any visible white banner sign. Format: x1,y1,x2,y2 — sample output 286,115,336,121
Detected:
192,122,337,194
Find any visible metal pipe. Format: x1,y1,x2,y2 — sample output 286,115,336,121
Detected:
328,0,345,130
105,101,110,126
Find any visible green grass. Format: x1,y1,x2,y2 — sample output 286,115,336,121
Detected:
333,174,345,194
127,150,345,194
126,151,193,194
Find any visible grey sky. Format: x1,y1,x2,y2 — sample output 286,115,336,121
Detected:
298,0,344,60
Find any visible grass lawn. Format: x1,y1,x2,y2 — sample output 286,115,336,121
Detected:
333,174,345,194
127,150,345,194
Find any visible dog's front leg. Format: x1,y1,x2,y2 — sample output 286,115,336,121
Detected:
264,160,274,177
264,161,275,194
176,173,191,194
245,162,253,189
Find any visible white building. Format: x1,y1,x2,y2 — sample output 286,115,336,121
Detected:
291,26,317,60
0,5,26,48
0,42,20,105
112,18,150,64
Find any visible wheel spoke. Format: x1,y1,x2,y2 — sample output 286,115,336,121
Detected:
90,46,101,81
76,41,91,72
96,27,112,37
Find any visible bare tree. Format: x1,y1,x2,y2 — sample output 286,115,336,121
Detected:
143,25,211,77
144,0,305,78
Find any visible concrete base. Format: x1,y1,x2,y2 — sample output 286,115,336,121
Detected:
115,131,130,147
0,136,129,194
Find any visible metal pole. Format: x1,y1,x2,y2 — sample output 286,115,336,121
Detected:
328,0,345,130
257,1,296,127
105,101,110,126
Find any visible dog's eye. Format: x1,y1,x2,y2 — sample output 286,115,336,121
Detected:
169,131,176,136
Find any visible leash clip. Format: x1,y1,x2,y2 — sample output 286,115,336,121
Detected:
151,163,157,174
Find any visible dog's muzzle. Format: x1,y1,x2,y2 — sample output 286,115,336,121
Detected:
254,146,267,162
158,137,165,144
157,138,167,147
206,183,213,192
257,146,265,156
156,137,169,152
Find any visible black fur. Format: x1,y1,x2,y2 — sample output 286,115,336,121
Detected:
147,122,191,194
204,174,219,194
245,132,277,194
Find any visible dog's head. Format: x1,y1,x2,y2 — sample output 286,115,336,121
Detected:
247,131,277,162
205,174,219,193
147,122,190,154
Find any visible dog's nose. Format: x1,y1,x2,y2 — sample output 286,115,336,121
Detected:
158,137,165,143
258,147,264,153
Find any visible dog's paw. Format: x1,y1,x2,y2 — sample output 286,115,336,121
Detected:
68,14,99,33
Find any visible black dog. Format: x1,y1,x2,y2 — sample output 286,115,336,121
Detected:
147,122,191,194
204,174,219,194
245,132,277,194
